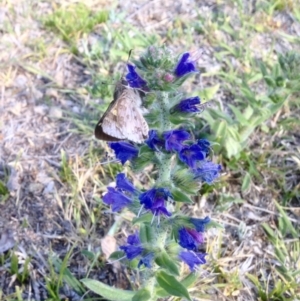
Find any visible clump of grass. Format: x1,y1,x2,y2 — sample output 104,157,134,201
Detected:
43,3,108,44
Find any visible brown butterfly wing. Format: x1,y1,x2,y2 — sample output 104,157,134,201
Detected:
114,89,148,143
94,97,123,141
95,86,148,143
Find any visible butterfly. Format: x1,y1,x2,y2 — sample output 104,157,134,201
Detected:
94,78,149,143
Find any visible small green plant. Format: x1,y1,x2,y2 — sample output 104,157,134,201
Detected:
257,201,300,300
207,49,300,159
43,3,108,53
46,250,85,299
0,180,9,203
59,149,75,183
10,253,31,284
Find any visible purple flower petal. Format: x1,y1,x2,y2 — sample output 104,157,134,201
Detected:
127,232,141,245
179,144,205,169
146,130,164,151
120,232,143,260
173,96,201,113
174,52,198,77
186,228,204,244
139,188,172,216
139,188,157,210
103,187,132,212
189,216,211,232
178,228,204,250
109,142,138,165
151,197,172,217
125,64,147,89
116,173,136,193
138,252,154,268
197,139,211,157
193,161,221,184
179,251,207,271
163,130,190,152
120,245,143,260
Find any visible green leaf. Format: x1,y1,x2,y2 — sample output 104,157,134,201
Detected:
132,288,151,301
52,254,85,294
109,251,124,261
156,271,191,301
205,220,224,230
228,105,250,125
241,172,251,192
132,146,156,171
224,136,242,158
181,272,198,288
171,188,193,204
139,224,155,244
172,169,199,195
264,75,277,88
155,251,179,276
262,223,276,244
132,213,153,225
156,272,197,297
274,200,298,238
214,120,228,139
198,84,220,100
81,279,135,301
10,253,19,275
0,180,9,196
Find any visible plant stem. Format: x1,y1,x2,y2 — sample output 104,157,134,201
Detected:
156,91,173,184
158,92,172,131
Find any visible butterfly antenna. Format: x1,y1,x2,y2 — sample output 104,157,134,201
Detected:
127,49,133,62
120,49,134,80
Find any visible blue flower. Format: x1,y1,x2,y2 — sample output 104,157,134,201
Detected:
179,144,205,169
139,188,172,217
138,252,154,268
125,64,147,89
127,232,140,245
163,130,190,152
151,198,172,217
103,187,132,212
146,130,164,151
174,52,198,77
178,228,204,251
172,96,201,113
109,142,138,165
193,161,221,184
197,139,211,157
120,232,143,260
179,251,207,271
116,173,136,193
189,216,211,232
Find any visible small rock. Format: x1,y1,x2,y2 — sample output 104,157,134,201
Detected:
34,105,49,115
72,106,80,114
43,181,55,194
14,74,28,88
0,229,16,254
27,183,44,194
49,106,63,118
45,88,59,99
32,88,44,100
6,166,20,191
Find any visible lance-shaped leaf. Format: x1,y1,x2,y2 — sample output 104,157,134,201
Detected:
81,279,135,301
156,271,191,301
171,188,193,203
155,250,179,275
132,288,151,301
